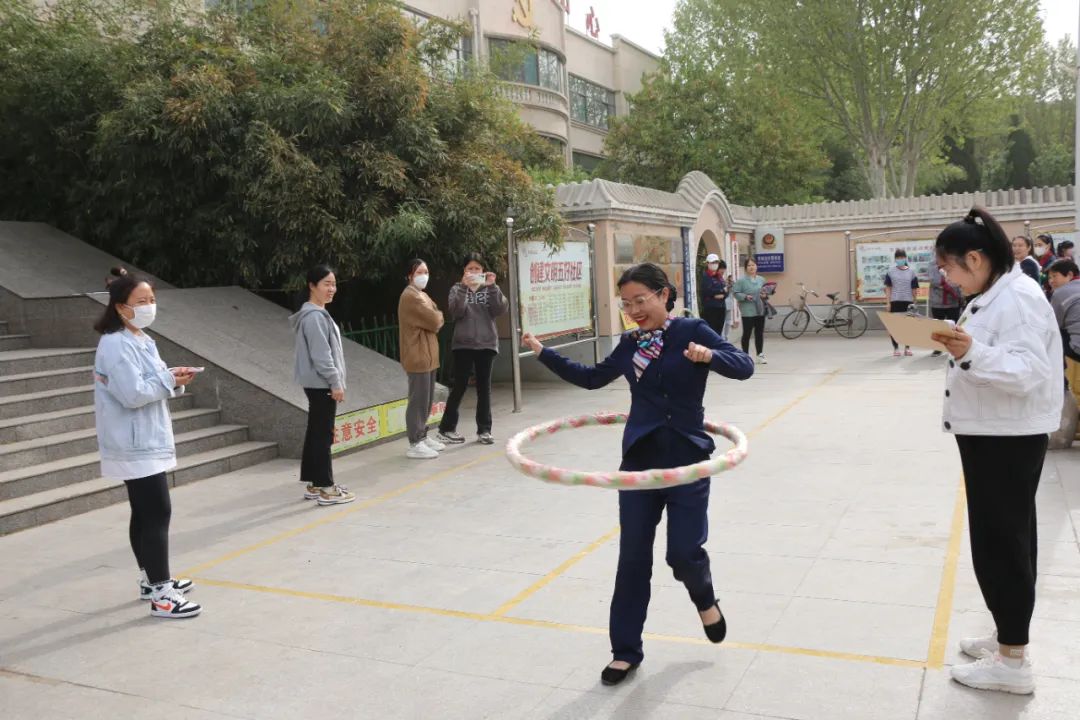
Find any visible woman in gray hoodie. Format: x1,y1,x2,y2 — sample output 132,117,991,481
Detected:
436,253,508,445
289,265,354,506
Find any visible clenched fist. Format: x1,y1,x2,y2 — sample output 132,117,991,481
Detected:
683,342,713,364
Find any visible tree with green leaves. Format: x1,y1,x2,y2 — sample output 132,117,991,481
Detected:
0,0,563,289
646,0,1046,199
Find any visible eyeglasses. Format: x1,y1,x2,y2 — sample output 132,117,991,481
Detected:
617,290,661,312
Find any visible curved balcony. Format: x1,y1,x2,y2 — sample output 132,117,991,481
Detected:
497,82,570,119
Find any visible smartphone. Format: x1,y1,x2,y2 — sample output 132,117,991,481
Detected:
169,367,205,374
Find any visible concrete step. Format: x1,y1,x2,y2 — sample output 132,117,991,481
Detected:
0,424,252,501
0,395,197,443
0,348,96,375
0,385,95,420
0,320,8,334
0,408,226,471
0,334,31,352
0,441,279,535
0,366,95,397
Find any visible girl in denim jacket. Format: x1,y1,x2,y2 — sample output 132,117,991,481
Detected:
94,273,201,619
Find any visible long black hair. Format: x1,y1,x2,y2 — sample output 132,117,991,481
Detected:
94,273,148,335
406,258,426,280
935,206,1014,287
1058,240,1075,258
1036,233,1056,254
617,262,678,312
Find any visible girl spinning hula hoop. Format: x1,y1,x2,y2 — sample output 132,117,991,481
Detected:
522,262,754,687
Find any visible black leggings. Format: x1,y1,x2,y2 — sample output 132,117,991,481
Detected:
888,301,913,349
439,349,496,435
702,306,726,338
302,388,336,488
125,473,171,585
740,315,765,355
956,434,1047,646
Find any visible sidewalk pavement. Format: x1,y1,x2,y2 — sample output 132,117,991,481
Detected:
2,334,1079,720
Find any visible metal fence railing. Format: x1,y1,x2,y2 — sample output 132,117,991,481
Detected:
342,316,456,385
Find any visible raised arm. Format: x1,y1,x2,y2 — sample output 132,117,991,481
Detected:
447,284,469,320
487,285,509,317
525,333,628,390
689,320,754,380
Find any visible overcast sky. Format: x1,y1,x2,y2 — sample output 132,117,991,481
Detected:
568,0,1079,56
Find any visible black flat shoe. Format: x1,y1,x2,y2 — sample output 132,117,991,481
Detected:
703,601,727,644
600,662,640,686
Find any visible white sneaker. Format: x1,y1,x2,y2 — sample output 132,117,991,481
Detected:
149,585,202,619
950,653,1034,695
423,437,446,452
959,630,998,659
406,442,439,459
757,353,767,364
139,576,193,601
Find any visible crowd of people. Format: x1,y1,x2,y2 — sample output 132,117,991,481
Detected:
88,208,1075,697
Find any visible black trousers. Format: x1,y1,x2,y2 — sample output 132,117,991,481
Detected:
611,428,715,664
702,306,726,338
740,315,765,355
302,387,336,488
931,306,961,323
955,434,1048,646
439,349,496,435
888,301,913,349
125,473,171,585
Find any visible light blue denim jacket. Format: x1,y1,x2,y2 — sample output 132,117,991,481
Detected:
94,330,183,463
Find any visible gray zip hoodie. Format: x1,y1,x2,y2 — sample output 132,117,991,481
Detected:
289,302,346,390
448,283,508,352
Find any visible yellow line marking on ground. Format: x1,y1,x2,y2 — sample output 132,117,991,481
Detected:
191,576,924,669
180,451,502,577
926,479,967,669
484,369,843,617
490,527,621,617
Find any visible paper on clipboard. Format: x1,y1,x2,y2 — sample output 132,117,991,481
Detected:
876,312,954,351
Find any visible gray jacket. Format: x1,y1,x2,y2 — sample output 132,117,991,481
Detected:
1051,280,1080,355
448,283,508,352
289,302,347,390
929,268,962,309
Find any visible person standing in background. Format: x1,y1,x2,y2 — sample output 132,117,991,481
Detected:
929,265,963,357
399,259,445,460
1012,236,1041,283
290,265,355,506
437,253,508,447
732,258,767,363
700,254,727,337
884,249,919,357
1035,234,1056,298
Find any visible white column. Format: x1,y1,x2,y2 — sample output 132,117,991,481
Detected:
1075,7,1080,226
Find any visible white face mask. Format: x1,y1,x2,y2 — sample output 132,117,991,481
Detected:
707,263,720,272
1035,245,1048,257
126,303,156,329
413,273,430,290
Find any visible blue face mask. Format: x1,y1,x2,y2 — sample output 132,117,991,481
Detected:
896,259,907,268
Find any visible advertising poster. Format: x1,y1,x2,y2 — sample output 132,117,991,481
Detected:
855,238,935,302
754,227,785,273
517,240,593,340
332,400,446,455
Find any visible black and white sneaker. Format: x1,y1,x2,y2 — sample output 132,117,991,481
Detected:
139,577,194,601
477,432,495,445
437,431,466,445
149,585,202,619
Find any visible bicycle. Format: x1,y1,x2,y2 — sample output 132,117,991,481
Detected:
780,283,869,339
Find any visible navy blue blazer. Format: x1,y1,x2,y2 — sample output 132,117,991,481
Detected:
538,317,754,457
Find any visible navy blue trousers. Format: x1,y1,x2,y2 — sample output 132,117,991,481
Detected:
611,428,715,664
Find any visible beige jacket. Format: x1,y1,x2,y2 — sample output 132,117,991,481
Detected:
398,285,444,373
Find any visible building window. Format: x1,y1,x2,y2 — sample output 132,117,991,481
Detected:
569,75,615,129
572,152,603,173
401,7,472,75
490,39,565,94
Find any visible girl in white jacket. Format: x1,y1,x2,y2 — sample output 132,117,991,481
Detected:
932,207,1062,695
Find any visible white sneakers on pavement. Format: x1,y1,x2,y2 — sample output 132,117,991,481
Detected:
424,436,446,452
407,442,439,459
951,653,1034,695
149,583,202,619
959,630,998,659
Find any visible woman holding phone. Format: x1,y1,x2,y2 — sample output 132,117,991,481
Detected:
93,273,201,618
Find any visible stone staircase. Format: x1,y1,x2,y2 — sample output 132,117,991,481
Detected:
0,319,278,535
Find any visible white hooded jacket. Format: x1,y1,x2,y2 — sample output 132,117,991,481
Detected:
942,265,1063,436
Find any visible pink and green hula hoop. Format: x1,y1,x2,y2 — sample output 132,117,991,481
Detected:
505,413,749,490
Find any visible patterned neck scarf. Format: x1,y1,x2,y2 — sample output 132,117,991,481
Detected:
631,317,672,379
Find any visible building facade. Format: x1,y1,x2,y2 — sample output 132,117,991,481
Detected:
402,0,659,169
